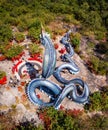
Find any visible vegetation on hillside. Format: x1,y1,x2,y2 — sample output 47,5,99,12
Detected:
0,0,108,129
0,0,108,41
1,106,107,130
38,107,108,130
84,86,108,112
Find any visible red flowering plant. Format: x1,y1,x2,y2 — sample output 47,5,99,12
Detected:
66,108,84,118
0,71,7,84
54,43,59,49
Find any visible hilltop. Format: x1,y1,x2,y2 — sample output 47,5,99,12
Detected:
0,0,108,129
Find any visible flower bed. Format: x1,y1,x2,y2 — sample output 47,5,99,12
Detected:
12,60,22,73
29,53,42,63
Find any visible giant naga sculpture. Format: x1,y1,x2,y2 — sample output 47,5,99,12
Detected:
26,28,90,109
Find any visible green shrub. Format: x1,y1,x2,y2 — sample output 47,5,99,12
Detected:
72,38,80,53
28,28,40,41
70,32,81,53
15,124,44,130
29,43,43,55
0,24,13,43
84,92,102,111
44,27,52,36
72,38,80,46
39,107,79,130
28,19,41,29
98,61,108,75
90,56,100,73
0,71,6,79
84,87,108,112
83,30,94,36
88,42,95,49
39,106,108,130
53,28,65,35
95,31,106,40
17,22,28,32
0,44,7,54
89,55,108,75
80,114,108,130
63,14,80,26
5,45,23,59
95,42,108,61
63,14,74,23
43,12,54,25
15,33,25,43
95,42,108,54
90,114,108,130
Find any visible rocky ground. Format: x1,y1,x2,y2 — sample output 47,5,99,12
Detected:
53,36,107,91
0,34,107,127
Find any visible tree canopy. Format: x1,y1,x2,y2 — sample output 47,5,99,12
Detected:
0,0,108,33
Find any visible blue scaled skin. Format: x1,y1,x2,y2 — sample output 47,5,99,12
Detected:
26,30,90,109
40,31,56,78
53,30,80,84
65,78,89,104
54,78,89,109
53,62,79,84
26,78,62,107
